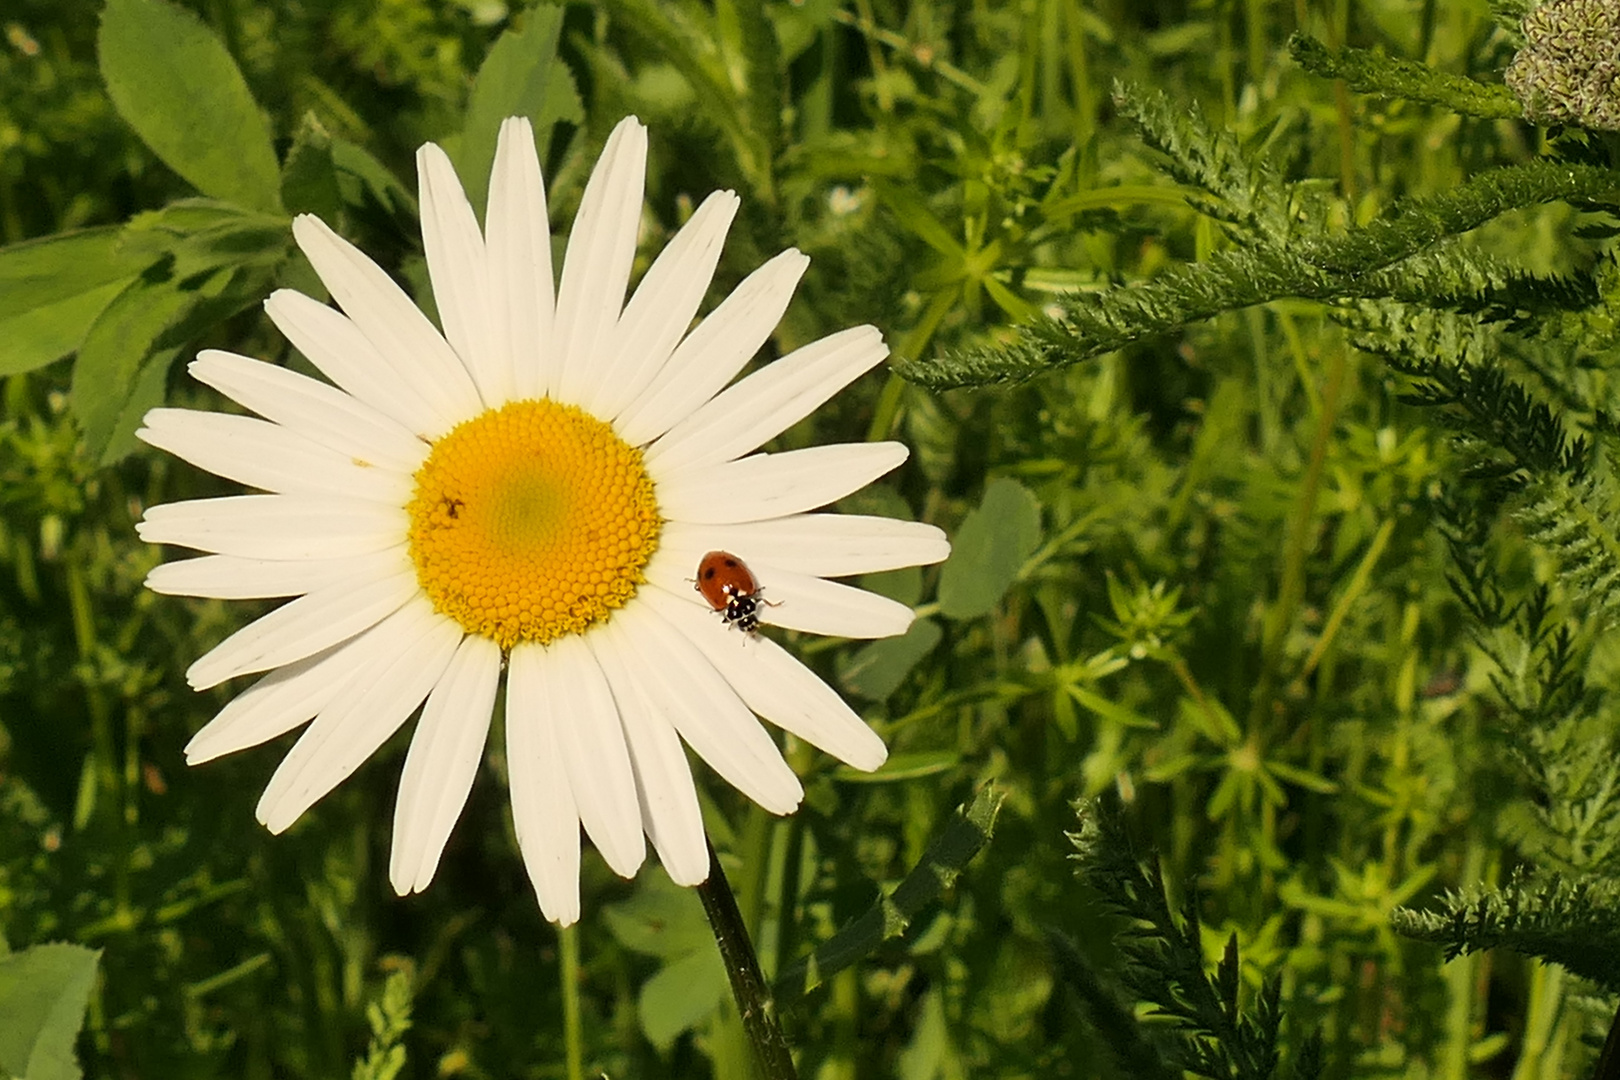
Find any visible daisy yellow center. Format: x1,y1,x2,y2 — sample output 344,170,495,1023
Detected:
406,399,661,649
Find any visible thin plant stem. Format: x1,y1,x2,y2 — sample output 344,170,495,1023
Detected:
559,923,584,1080
697,841,798,1080
1510,963,1565,1080
1252,339,1347,737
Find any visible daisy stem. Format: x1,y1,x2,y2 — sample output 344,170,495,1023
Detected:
697,841,799,1080
559,923,584,1080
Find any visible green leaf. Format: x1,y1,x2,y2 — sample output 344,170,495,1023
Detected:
70,202,287,460
122,201,289,273
832,749,959,783
73,258,277,464
1266,760,1340,795
596,0,772,197
876,183,966,258
937,478,1042,619
71,272,198,463
735,0,782,170
1289,33,1522,120
280,113,344,221
861,564,923,606
636,947,727,1050
0,226,152,374
1066,684,1159,731
456,4,582,214
0,227,151,322
99,0,281,213
102,347,183,465
0,942,101,1080
1394,871,1620,993
896,989,957,1080
775,787,1002,1001
331,139,415,219
602,869,712,960
603,869,730,1048
898,160,1620,388
839,617,942,700
99,0,282,213
0,279,129,377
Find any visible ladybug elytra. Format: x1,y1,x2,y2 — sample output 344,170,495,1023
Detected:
694,550,769,633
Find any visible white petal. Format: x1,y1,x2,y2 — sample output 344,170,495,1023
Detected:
614,249,809,447
644,325,888,473
756,568,916,638
662,516,950,578
552,117,647,404
291,215,484,420
586,619,709,886
535,633,645,878
146,549,409,599
189,350,428,473
390,633,500,894
185,564,419,690
506,641,582,925
138,495,408,560
138,409,413,506
655,442,910,524
487,117,556,402
255,599,462,833
583,190,739,420
613,603,802,814
645,554,914,640
265,289,455,438
185,636,371,764
641,585,887,770
419,142,511,405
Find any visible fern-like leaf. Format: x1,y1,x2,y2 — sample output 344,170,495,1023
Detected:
1394,872,1620,992
898,161,1620,388
1515,471,1620,621
1112,83,1297,243
1289,34,1523,120
1066,798,1320,1080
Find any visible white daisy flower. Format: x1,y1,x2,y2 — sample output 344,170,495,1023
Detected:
136,116,950,925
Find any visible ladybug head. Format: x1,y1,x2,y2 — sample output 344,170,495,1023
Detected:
724,594,760,633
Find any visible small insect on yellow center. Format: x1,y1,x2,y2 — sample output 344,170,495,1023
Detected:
406,399,661,649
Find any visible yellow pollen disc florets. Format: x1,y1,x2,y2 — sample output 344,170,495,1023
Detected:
406,399,661,649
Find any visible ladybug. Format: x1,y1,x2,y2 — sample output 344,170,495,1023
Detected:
694,550,771,633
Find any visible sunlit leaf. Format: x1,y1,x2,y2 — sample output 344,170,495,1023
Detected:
832,748,958,783
0,279,129,377
0,943,100,1080
456,4,582,213
0,227,149,322
99,0,282,213
280,113,343,221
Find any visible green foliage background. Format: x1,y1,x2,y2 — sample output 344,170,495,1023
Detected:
2,0,1619,1076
